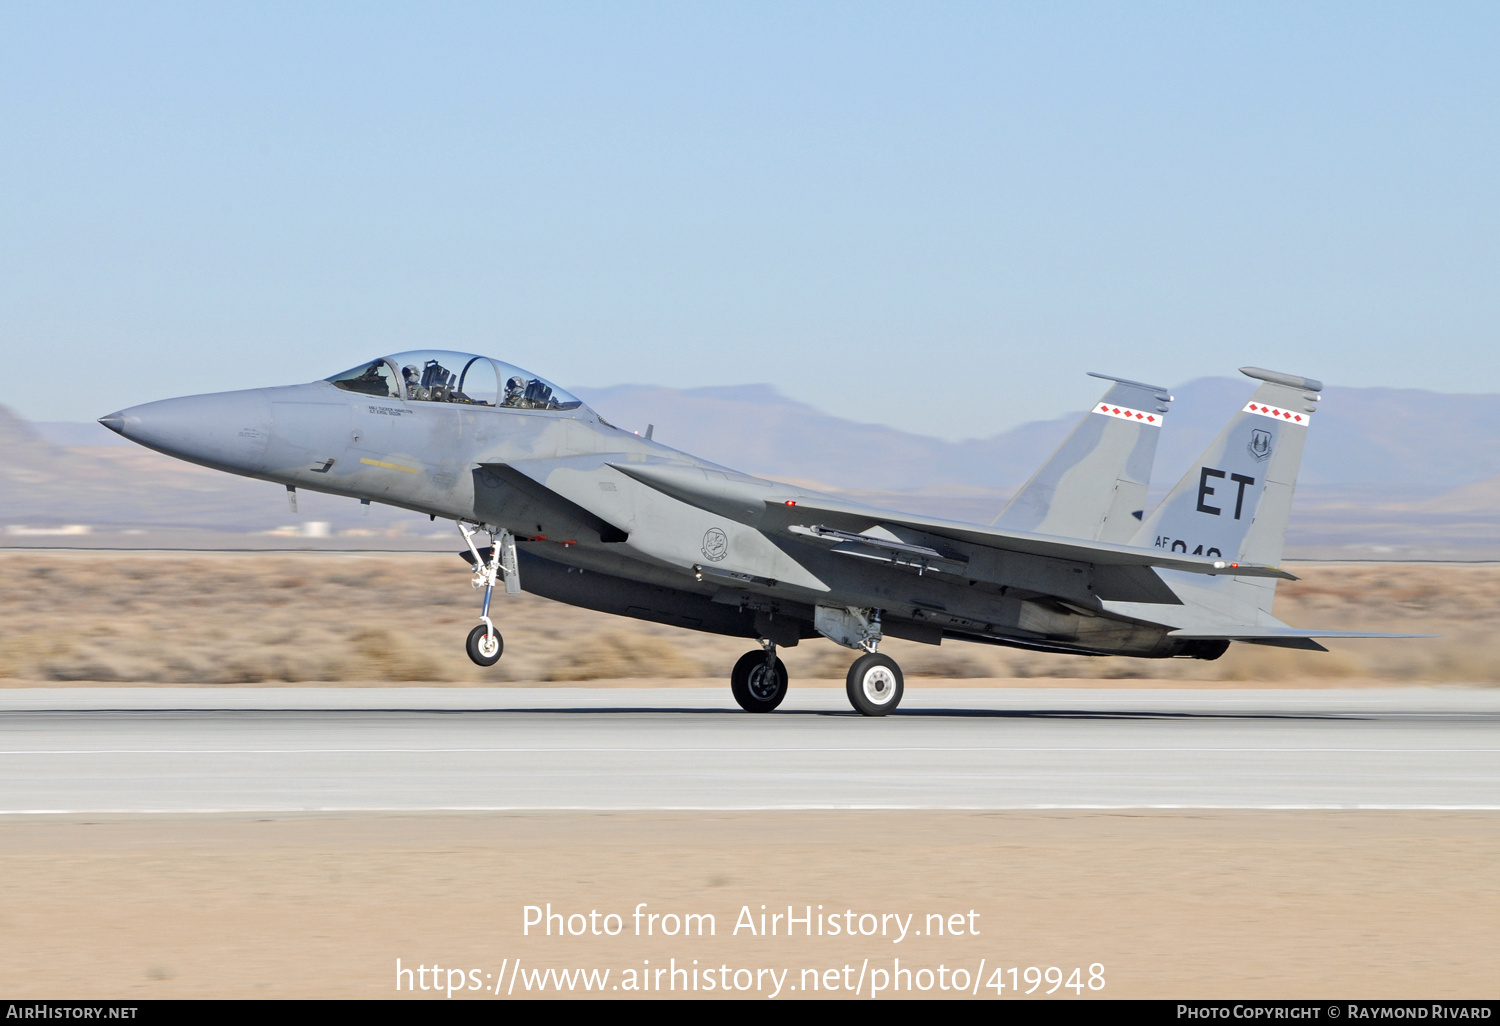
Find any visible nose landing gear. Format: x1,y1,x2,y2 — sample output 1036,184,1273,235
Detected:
458,521,519,668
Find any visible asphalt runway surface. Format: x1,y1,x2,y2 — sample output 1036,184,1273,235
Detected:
2,686,1498,813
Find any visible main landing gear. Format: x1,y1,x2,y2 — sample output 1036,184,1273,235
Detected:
458,522,519,668
824,605,904,716
730,642,788,713
727,607,906,716
845,651,903,717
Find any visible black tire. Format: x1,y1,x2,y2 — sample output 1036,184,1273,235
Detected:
730,650,788,713
845,652,903,716
466,623,503,667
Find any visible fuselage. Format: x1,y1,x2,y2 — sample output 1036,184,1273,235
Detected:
101,353,1205,660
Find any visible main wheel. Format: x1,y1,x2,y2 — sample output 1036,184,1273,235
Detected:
846,652,903,716
730,650,788,713
466,623,503,666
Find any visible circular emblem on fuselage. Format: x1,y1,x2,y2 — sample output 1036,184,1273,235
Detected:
701,527,729,562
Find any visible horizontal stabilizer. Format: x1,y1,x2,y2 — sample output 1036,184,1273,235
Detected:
1172,624,1436,652
1169,628,1436,640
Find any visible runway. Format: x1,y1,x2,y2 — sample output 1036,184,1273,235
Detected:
2,686,1498,813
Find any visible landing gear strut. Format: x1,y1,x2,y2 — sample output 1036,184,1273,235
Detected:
731,642,788,713
459,521,518,667
813,605,906,715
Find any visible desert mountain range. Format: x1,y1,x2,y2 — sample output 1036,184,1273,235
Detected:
4,377,1498,557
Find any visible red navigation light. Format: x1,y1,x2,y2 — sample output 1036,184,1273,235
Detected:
785,500,796,506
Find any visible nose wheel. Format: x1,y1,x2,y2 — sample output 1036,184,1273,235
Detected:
846,652,903,716
467,624,503,666
731,647,788,713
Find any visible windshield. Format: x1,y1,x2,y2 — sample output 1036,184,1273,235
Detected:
326,359,399,398
328,351,583,411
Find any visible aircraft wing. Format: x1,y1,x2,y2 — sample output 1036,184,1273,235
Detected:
756,493,1297,581
506,456,1293,590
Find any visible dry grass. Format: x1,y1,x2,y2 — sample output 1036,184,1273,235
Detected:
0,551,1496,685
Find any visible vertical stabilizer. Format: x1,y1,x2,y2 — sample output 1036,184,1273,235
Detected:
1132,368,1321,606
994,373,1171,542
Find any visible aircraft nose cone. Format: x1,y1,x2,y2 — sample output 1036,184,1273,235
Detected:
104,389,272,473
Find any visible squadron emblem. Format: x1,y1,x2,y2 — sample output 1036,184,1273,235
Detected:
1248,428,1273,461
701,527,729,562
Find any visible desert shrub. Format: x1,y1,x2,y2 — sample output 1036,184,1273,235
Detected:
545,631,703,681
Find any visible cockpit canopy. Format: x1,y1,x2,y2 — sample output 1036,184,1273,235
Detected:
326,350,584,412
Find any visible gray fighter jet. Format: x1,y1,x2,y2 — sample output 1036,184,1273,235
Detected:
100,352,1411,715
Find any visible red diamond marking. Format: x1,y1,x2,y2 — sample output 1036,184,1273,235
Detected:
1147,415,1155,422
1294,415,1302,422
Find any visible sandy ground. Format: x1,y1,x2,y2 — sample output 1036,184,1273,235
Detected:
1,551,1498,685
0,811,1496,999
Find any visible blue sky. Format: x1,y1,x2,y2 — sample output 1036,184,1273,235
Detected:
2,2,1497,438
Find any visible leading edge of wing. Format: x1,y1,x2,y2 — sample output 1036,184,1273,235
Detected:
766,494,1297,581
